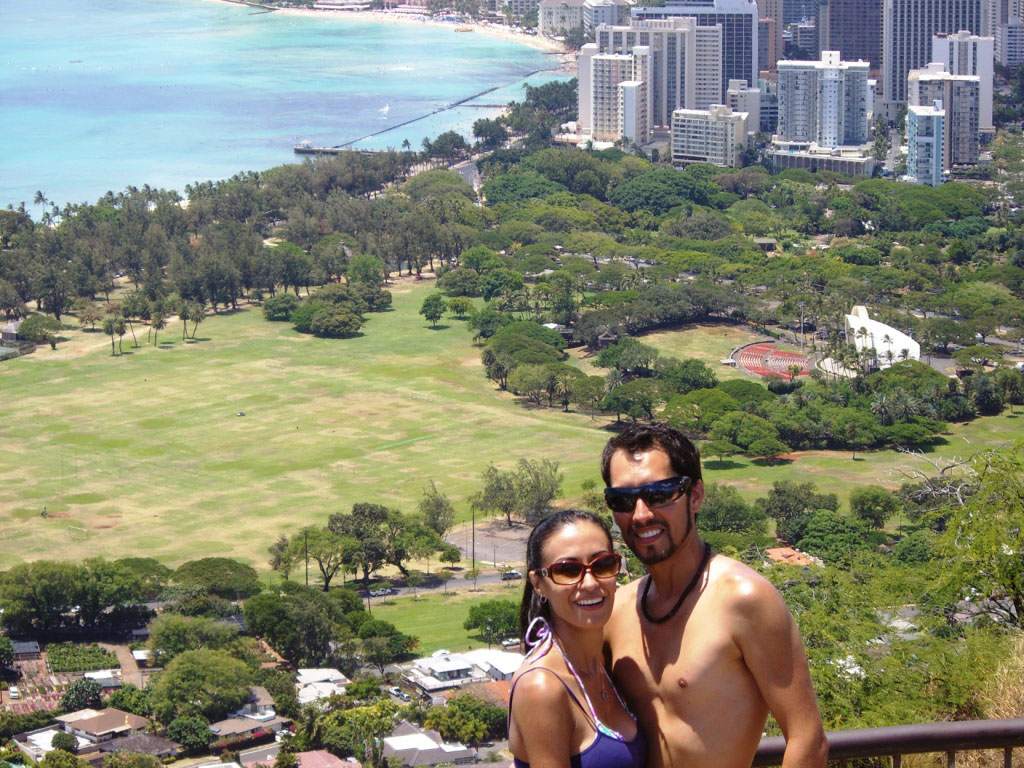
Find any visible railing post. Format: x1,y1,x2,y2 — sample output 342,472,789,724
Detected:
946,750,956,768
1004,747,1012,768
892,754,901,768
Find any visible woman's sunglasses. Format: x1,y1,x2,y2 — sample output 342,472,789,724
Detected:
604,475,692,515
536,553,623,585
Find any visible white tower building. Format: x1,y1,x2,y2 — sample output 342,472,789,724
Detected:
776,50,869,148
671,104,749,166
908,62,980,167
596,17,723,126
931,30,993,132
632,0,759,98
882,0,982,112
907,101,946,186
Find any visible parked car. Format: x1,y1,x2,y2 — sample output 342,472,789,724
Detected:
370,588,397,597
8,686,19,700
500,570,522,581
388,686,402,696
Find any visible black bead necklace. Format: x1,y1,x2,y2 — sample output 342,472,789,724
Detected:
640,542,712,624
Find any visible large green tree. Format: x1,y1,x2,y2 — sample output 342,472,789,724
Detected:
939,444,1024,626
148,649,252,723
463,599,517,642
173,558,261,600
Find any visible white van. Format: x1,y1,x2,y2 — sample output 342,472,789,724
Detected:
8,685,19,699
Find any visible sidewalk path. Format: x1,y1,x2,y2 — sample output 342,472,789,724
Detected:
101,642,144,688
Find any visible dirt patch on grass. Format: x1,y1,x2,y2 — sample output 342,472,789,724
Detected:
447,517,531,566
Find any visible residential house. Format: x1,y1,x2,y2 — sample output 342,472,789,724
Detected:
765,547,823,567
460,649,524,682
405,651,486,697
61,708,149,746
209,686,290,745
83,669,123,693
97,733,182,760
382,720,475,767
296,668,351,707
296,751,363,768
11,640,40,661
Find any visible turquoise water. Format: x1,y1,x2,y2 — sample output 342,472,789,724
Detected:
0,0,567,210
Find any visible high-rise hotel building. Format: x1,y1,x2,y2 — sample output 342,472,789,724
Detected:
631,0,759,99
594,17,723,125
815,0,883,75
578,44,653,142
931,30,993,132
882,0,982,111
907,101,945,185
776,51,870,147
908,62,980,166
671,104,750,166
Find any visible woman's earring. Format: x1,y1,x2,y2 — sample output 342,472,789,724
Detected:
539,595,548,604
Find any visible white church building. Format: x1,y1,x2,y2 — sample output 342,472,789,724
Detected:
844,306,920,369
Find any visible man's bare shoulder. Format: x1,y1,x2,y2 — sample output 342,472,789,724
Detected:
605,578,641,643
708,552,785,614
610,577,641,617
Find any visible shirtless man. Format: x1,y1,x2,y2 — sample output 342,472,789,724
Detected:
601,423,827,768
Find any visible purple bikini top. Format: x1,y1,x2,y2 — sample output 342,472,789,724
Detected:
508,618,647,768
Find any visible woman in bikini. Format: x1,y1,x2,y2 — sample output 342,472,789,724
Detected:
508,509,647,768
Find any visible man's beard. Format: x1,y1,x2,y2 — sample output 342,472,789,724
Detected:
622,495,693,566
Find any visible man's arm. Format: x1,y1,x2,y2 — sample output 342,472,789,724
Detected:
734,577,828,768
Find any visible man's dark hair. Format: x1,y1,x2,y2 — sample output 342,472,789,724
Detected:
600,422,702,486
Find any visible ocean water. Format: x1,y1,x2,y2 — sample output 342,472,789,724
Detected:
0,0,568,210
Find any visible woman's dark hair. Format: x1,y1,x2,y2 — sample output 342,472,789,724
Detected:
519,509,614,640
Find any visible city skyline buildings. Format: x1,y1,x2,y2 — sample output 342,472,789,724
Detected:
594,16,723,125
632,0,759,96
908,61,980,167
882,0,983,109
931,29,993,132
815,0,883,74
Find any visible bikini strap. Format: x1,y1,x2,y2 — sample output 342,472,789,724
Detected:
508,665,599,730
549,637,632,741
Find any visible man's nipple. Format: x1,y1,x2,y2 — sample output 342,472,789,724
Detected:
677,677,688,688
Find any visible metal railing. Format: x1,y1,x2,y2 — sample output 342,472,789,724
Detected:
753,719,1024,767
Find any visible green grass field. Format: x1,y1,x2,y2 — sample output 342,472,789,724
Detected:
372,582,523,654
1,279,1018,569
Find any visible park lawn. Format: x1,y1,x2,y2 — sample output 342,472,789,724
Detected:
371,582,523,654
1,277,1019,569
0,281,611,568
569,323,765,381
700,409,1023,511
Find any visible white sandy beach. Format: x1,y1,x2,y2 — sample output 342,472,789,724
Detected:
275,6,574,65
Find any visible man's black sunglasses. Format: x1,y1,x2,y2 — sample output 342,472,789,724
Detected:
604,476,692,515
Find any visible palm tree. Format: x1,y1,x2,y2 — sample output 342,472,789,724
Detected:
189,305,205,339
891,391,920,422
102,317,118,356
151,312,166,346
114,317,127,354
179,304,190,340
870,392,894,425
